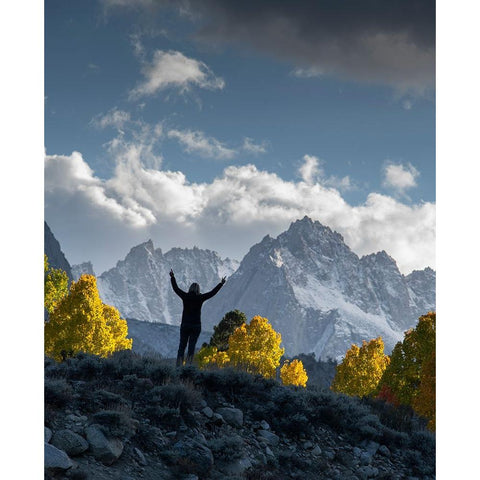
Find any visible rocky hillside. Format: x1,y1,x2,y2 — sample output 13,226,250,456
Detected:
45,351,435,480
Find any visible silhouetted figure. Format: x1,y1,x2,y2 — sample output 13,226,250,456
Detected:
170,269,226,366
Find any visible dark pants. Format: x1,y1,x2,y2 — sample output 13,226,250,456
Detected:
177,323,201,366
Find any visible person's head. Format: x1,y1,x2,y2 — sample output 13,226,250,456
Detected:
188,283,200,295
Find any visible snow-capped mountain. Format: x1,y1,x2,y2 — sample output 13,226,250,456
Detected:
203,217,435,360
96,240,239,326
74,217,434,360
71,261,96,281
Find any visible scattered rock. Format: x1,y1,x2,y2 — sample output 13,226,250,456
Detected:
303,440,313,449
265,446,275,457
257,429,279,446
173,437,214,476
220,457,253,475
45,426,52,443
260,420,270,430
202,406,213,418
358,465,379,479
211,413,224,425
166,431,177,438
360,451,372,465
216,407,243,427
311,445,322,456
134,447,148,466
84,424,124,465
44,442,73,470
378,445,391,457
52,429,89,456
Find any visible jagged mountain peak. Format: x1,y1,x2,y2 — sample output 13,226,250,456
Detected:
361,250,399,270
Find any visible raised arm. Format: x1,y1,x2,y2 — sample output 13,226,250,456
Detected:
170,270,186,299
201,276,226,301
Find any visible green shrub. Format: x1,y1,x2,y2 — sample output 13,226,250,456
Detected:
208,434,245,460
91,409,137,439
45,378,73,408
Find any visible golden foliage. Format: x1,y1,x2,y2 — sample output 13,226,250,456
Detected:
44,274,132,361
331,337,390,397
228,315,284,379
280,359,308,387
195,345,231,369
44,255,69,314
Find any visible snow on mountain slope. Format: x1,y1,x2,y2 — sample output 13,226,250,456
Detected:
203,217,435,360
96,240,239,326
88,217,434,360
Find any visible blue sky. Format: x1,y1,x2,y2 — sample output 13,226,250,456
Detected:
45,0,436,274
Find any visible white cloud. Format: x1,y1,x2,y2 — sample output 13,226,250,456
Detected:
91,108,131,130
167,128,236,160
242,137,267,155
45,150,434,275
383,162,420,193
299,154,352,191
129,50,225,99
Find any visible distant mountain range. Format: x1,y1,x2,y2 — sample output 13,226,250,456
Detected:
47,217,435,360
203,217,434,360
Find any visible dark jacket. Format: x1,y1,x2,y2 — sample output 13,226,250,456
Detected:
171,276,223,325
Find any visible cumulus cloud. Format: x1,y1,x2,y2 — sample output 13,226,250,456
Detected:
101,0,435,95
129,50,225,99
299,155,352,191
45,149,434,275
167,128,236,160
383,162,420,194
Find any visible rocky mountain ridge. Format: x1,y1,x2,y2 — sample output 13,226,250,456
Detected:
203,217,435,359
69,217,434,360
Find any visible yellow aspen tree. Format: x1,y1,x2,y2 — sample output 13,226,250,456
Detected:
195,345,230,369
280,359,308,387
44,274,132,361
44,255,69,314
331,337,390,397
228,315,284,379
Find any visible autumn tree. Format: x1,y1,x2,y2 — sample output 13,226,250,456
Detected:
44,274,132,361
331,337,390,397
377,312,436,429
209,310,247,351
196,345,230,369
280,359,308,387
228,315,284,379
44,254,69,314
412,350,436,431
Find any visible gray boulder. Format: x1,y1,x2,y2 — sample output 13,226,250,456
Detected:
44,443,73,470
202,406,213,418
173,437,214,476
216,407,243,427
220,457,252,475
134,447,148,466
257,429,279,446
44,427,52,443
85,424,124,465
52,429,89,456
